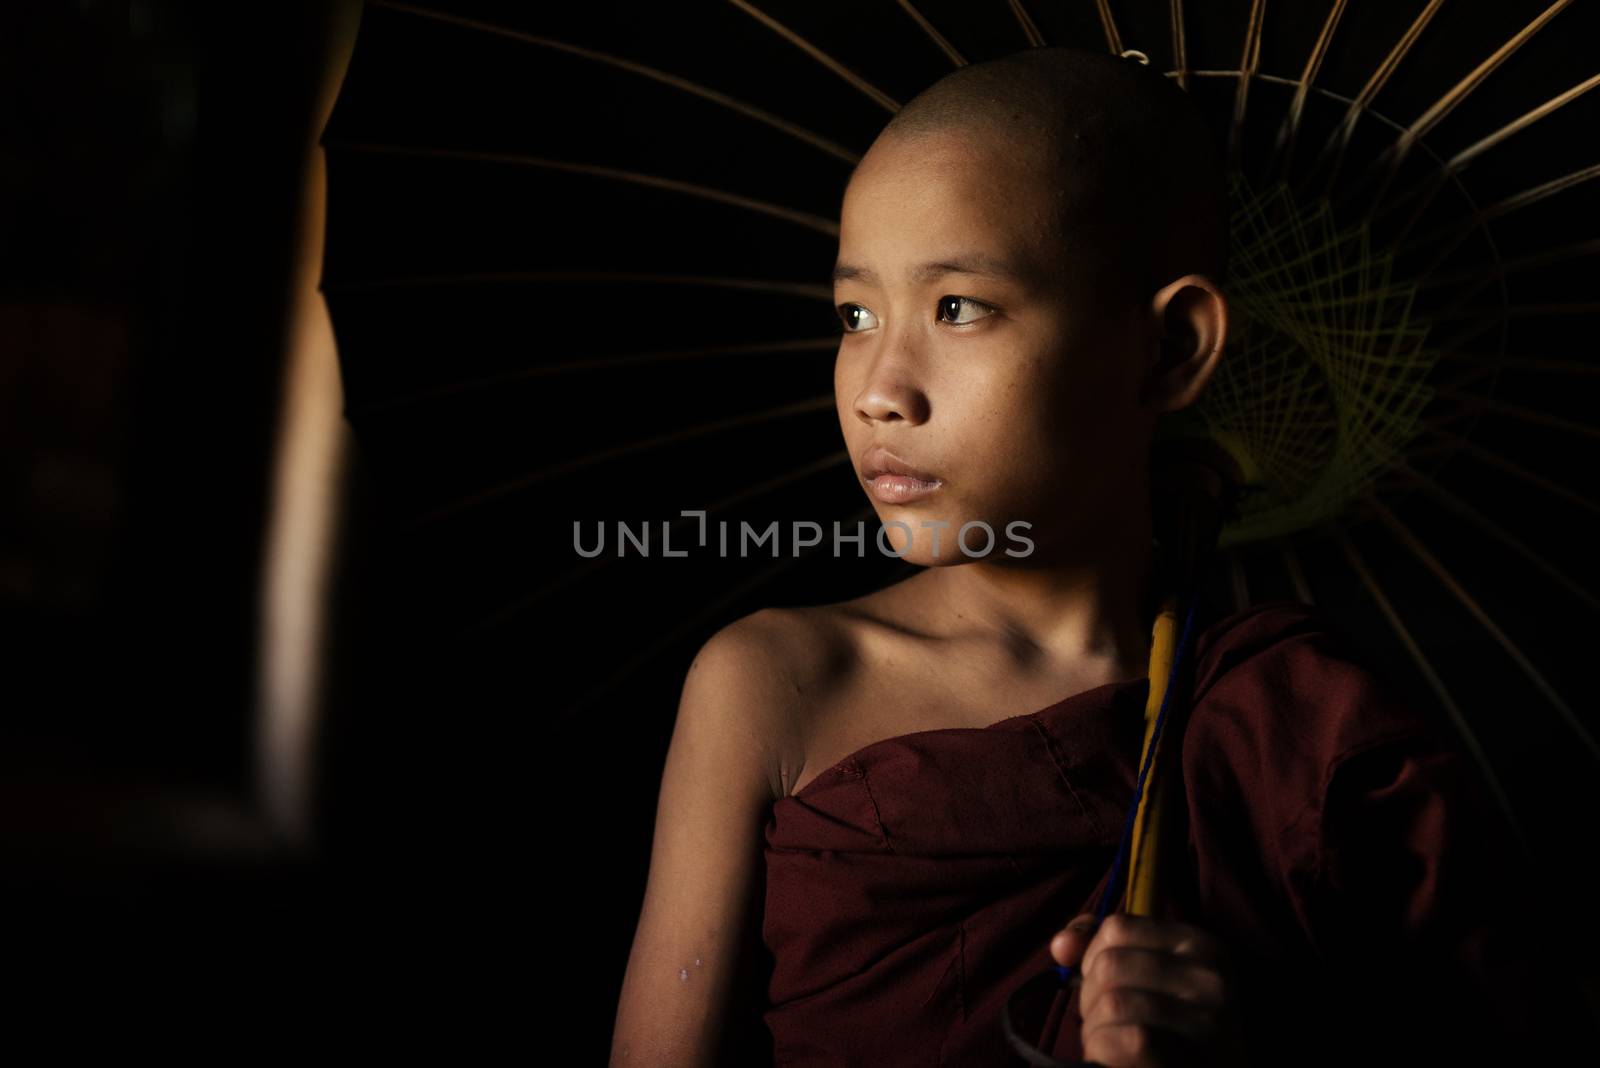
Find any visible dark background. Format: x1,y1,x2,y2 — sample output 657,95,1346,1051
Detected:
5,0,1598,1053
0,0,435,1017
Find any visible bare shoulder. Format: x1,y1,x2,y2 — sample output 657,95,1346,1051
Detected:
611,606,855,1065
687,603,859,800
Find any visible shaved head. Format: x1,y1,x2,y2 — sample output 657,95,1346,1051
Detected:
859,46,1229,307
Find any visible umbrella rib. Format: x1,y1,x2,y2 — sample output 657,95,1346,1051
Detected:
1431,301,1600,323
1393,440,1458,463
1187,50,1517,297
1304,0,1445,201
1425,314,1508,360
320,140,841,237
556,502,880,721
1443,70,1600,173
1331,523,1529,852
352,337,840,417
1424,273,1500,324
1444,351,1600,379
1429,388,1600,441
1411,428,1600,518
1266,0,1346,180
1007,0,1046,47
1168,0,1190,93
1383,71,1600,248
403,394,836,528
1402,160,1600,277
321,271,833,302
1350,0,1577,219
725,0,900,112
1093,0,1123,55
894,0,966,67
1227,0,1266,170
1418,404,1489,435
1417,237,1600,292
1389,460,1600,615
366,1,862,166
462,449,854,637
1427,362,1497,398
1362,495,1600,766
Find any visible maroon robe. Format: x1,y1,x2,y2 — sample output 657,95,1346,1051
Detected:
760,599,1592,1065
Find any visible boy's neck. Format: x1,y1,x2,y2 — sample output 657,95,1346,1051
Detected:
920,540,1157,675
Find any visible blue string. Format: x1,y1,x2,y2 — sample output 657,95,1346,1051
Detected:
1052,593,1202,986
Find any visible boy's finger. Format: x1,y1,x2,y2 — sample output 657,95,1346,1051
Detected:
1049,913,1100,967
1079,912,1227,981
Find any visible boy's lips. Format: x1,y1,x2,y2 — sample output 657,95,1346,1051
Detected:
860,444,943,504
860,443,940,483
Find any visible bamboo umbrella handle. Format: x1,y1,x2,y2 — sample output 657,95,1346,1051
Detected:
1122,437,1246,916
1123,594,1183,916
1003,445,1243,1063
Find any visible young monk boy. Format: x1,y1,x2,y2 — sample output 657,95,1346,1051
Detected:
610,45,1591,1067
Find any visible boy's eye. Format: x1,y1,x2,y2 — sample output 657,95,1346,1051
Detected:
837,303,878,333
836,296,995,333
937,295,995,325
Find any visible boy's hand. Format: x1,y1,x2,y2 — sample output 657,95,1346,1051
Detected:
1049,912,1247,1067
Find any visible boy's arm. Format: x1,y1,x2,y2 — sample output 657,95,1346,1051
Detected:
609,613,798,1067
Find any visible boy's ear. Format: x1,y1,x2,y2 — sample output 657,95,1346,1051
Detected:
1144,273,1228,412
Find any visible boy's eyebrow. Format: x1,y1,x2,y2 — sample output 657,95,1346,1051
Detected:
831,252,1031,287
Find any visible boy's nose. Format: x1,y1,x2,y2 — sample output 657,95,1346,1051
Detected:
847,322,933,425
851,385,928,428
853,384,929,425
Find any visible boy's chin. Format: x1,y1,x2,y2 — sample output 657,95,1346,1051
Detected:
872,516,1036,565
893,547,1027,569
897,550,974,569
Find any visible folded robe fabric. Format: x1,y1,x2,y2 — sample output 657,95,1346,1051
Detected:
760,599,1592,1066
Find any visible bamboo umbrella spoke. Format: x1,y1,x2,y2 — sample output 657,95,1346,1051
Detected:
1363,495,1600,766
367,0,863,165
1417,238,1600,293
894,0,966,68
1388,459,1600,614
462,448,854,638
1414,428,1600,517
323,271,832,301
1404,161,1600,282
1092,0,1123,57
557,502,879,721
1304,0,1447,203
1227,0,1266,173
1353,0,1578,221
321,140,842,236
1263,0,1346,183
1445,351,1600,378
1430,388,1600,441
1168,0,1191,94
352,337,839,418
403,394,836,529
1333,522,1529,854
1384,67,1600,246
726,0,901,113
1005,0,1046,49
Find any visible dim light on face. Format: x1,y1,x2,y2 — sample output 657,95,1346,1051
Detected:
832,128,1156,566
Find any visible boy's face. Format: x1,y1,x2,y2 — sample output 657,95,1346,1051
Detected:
833,128,1154,565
